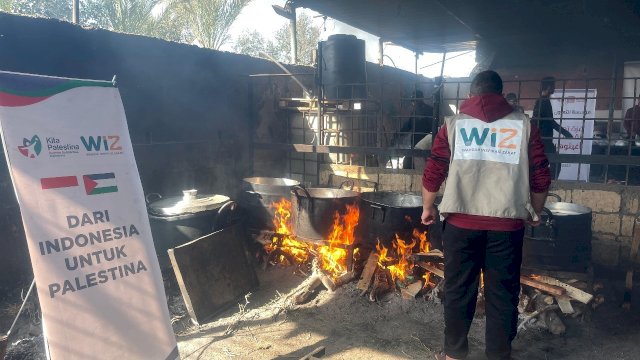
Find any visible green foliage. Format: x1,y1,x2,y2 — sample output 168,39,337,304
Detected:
233,12,320,64
174,0,251,49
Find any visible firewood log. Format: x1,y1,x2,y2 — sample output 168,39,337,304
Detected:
534,292,566,335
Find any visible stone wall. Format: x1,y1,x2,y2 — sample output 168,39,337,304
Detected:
320,164,640,272
548,183,640,271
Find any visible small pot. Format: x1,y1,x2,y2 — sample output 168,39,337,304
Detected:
523,193,592,272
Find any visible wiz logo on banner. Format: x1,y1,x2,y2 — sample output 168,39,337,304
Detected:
80,135,122,152
454,118,523,165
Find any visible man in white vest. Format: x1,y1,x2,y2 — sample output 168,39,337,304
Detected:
421,71,551,360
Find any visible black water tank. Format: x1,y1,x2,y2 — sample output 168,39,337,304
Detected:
319,34,366,100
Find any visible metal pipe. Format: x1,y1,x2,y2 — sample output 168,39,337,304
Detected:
72,0,79,24
378,38,384,67
290,6,297,64
259,51,310,97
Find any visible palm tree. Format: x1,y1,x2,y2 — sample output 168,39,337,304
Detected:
174,0,251,50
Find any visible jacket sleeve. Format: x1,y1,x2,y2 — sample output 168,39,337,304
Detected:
529,124,551,193
422,125,450,192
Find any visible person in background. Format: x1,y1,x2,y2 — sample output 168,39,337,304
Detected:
400,90,434,169
422,70,550,360
624,96,640,139
505,92,524,113
532,76,573,176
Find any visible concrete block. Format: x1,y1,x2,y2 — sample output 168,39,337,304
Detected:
622,194,639,214
410,174,423,192
591,239,620,268
572,190,621,213
591,213,621,235
620,216,637,237
547,189,570,203
378,173,410,192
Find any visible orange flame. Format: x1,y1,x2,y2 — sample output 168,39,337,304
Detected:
266,198,309,264
377,235,416,282
376,228,432,285
414,228,429,253
318,203,360,278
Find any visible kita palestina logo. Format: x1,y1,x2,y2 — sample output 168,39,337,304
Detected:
40,173,118,195
17,135,42,158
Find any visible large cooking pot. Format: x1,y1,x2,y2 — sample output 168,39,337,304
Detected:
147,190,233,269
238,177,300,231
291,185,360,242
523,194,592,272
358,192,424,245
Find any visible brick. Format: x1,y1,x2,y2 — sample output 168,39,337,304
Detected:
571,190,621,213
410,175,423,192
620,216,637,237
591,213,621,235
591,239,620,268
547,189,570,203
622,195,639,214
378,173,410,192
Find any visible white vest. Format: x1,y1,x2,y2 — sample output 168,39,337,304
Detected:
438,111,537,220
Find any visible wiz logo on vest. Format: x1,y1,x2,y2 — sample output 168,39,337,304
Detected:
80,135,122,153
460,127,519,149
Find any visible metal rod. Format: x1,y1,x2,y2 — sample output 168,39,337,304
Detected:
259,51,310,97
290,6,297,64
72,0,79,24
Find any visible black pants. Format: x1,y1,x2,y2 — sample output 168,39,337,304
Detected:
442,223,524,360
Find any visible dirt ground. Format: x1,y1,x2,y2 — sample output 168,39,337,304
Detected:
2,267,640,360
173,267,640,360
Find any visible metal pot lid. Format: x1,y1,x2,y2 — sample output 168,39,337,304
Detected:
243,177,300,187
545,202,592,216
148,192,230,216
361,191,422,208
295,187,360,199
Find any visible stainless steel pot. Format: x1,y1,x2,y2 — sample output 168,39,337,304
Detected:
523,194,592,272
147,190,232,269
291,185,360,242
238,177,300,231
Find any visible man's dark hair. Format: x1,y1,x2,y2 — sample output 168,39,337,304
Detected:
505,93,518,101
541,76,556,91
470,70,503,95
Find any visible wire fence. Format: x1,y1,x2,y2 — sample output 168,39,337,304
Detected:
250,74,640,186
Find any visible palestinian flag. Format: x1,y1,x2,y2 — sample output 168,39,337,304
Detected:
83,173,117,195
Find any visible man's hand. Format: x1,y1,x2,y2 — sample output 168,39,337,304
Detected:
421,205,437,225
526,215,541,227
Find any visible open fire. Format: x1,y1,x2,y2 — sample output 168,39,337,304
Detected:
264,198,439,298
266,199,359,279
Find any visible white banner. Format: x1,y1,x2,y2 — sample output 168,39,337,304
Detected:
550,89,597,181
0,71,178,359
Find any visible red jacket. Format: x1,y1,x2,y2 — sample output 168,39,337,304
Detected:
422,93,551,231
